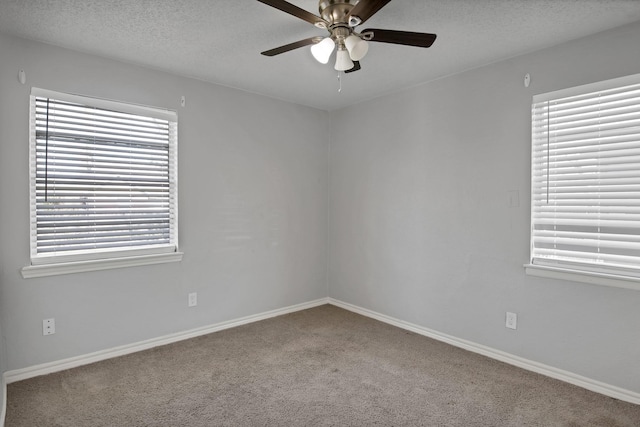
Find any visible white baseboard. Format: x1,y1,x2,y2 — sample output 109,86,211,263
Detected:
328,298,640,406
4,298,329,384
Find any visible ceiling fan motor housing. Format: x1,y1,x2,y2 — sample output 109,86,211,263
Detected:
318,0,362,46
319,0,357,25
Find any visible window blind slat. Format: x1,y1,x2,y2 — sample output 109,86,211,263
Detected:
37,240,171,253
36,223,171,235
34,104,171,132
533,248,640,267
547,99,640,123
533,229,640,241
35,138,169,156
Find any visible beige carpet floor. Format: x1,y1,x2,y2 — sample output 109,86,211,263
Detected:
6,304,640,426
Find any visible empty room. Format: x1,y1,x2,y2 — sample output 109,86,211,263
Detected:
1,0,640,425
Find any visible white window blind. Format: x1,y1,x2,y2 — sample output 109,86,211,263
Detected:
531,73,640,278
29,88,178,265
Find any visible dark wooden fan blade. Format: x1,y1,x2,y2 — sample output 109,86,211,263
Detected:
344,61,361,73
363,28,437,48
348,0,392,25
261,37,323,56
257,0,328,27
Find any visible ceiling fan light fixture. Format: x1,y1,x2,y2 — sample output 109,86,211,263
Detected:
334,46,354,71
345,35,368,61
310,37,335,64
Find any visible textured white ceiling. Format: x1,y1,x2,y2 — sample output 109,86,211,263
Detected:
1,0,640,110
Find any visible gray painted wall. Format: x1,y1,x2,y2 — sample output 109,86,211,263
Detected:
328,21,640,394
0,34,329,370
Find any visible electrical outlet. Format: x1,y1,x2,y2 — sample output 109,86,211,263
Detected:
43,318,55,335
505,312,517,330
188,292,197,307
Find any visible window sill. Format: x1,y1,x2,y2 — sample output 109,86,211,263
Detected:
21,252,184,279
524,264,640,291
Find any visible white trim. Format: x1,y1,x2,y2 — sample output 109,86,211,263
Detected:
3,298,329,384
524,264,640,291
30,87,177,122
0,373,6,427
328,298,640,406
21,252,184,278
30,245,178,266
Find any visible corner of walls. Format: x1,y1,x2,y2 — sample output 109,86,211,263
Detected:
326,110,333,299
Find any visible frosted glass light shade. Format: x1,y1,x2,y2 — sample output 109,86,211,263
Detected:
345,35,369,61
311,37,335,64
334,48,354,71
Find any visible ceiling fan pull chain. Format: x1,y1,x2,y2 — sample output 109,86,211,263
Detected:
337,72,342,93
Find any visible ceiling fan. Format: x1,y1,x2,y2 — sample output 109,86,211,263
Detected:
258,0,437,73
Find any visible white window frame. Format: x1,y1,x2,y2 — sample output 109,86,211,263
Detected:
21,88,182,278
525,73,640,291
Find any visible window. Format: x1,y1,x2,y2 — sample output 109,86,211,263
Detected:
528,73,640,288
22,88,181,278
